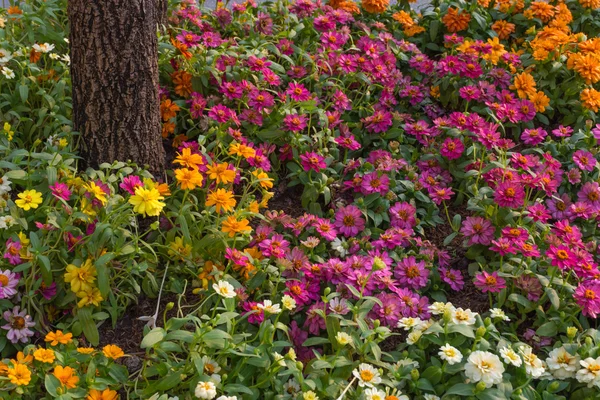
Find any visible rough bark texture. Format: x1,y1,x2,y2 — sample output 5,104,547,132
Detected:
69,0,165,176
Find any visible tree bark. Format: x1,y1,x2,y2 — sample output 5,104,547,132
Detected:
69,0,165,176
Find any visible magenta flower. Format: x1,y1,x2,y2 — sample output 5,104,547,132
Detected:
187,92,207,119
334,205,365,237
283,113,308,132
119,176,142,195
221,81,243,100
37,280,57,300
369,293,402,327
2,306,35,343
176,30,201,47
208,104,234,123
241,301,264,325
546,245,576,270
312,218,338,241
430,186,455,205
300,152,326,172
259,234,290,259
248,90,275,111
247,55,272,72
363,109,393,134
438,267,464,291
573,150,596,172
440,137,465,160
494,180,525,208
0,270,18,299
286,82,311,102
461,216,495,246
361,171,390,196
389,202,417,229
574,281,600,318
304,302,326,334
49,182,71,201
521,128,547,146
3,239,21,265
474,271,506,293
394,256,429,290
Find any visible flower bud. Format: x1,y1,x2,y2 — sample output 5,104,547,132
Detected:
410,369,419,381
475,381,487,393
548,381,560,392
484,317,491,327
476,326,486,338
585,337,593,346
566,327,577,339
324,287,331,296
373,319,381,328
165,302,174,311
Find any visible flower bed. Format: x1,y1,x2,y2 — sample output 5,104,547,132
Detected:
0,0,600,398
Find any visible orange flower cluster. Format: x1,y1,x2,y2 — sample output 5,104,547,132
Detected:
392,11,425,36
491,20,515,40
171,70,193,98
329,0,361,14
361,0,389,14
442,7,471,33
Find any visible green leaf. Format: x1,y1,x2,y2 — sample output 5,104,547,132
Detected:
202,329,231,349
429,20,439,42
448,324,475,338
445,383,475,396
45,374,61,397
545,287,560,310
4,169,27,180
303,337,331,346
77,307,99,346
422,365,442,385
37,255,52,286
18,85,29,103
536,321,558,337
141,327,166,349
95,253,115,298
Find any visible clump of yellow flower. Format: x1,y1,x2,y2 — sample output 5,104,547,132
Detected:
33,348,55,364
206,188,237,213
64,259,97,293
229,142,256,159
7,363,30,386
206,162,236,184
221,215,252,237
15,189,43,211
102,344,125,360
129,185,165,217
252,169,274,189
168,237,192,260
45,330,73,346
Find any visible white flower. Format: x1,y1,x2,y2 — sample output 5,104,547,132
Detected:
500,347,522,367
576,357,600,387
423,395,441,400
0,176,11,195
194,381,217,399
33,43,55,53
396,358,419,369
364,388,386,400
489,308,510,321
201,356,221,375
64,38,69,43
336,331,352,346
281,294,296,311
406,330,422,345
1,67,14,79
451,308,476,325
60,54,70,65
520,346,545,378
303,391,319,400
257,300,281,314
352,363,382,388
0,49,12,64
212,280,236,298
464,351,505,388
216,397,237,400
438,344,463,365
273,352,285,366
397,317,425,331
546,346,580,380
0,216,14,229
331,237,347,257
49,53,60,60
428,301,455,315
283,379,300,395
287,348,297,361
0,17,5,28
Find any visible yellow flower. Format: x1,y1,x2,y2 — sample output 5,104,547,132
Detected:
206,189,237,213
64,259,97,293
175,168,204,190
7,363,31,386
511,72,536,99
228,142,256,159
206,162,236,184
174,147,204,169
45,330,73,346
77,347,95,354
87,388,118,400
102,344,125,360
53,365,79,389
83,182,108,206
15,190,43,211
3,122,13,141
221,215,252,237
260,192,274,208
76,286,103,308
33,348,55,363
168,237,192,259
12,351,33,366
129,186,165,217
252,169,274,189
249,201,260,213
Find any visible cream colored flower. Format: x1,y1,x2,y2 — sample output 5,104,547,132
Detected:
439,344,463,365
336,332,352,346
546,346,580,380
257,300,281,314
281,295,297,311
464,351,505,388
212,280,236,298
451,308,476,325
520,346,545,378
576,357,600,388
500,347,522,367
352,363,381,388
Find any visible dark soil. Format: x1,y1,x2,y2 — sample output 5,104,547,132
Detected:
268,177,305,218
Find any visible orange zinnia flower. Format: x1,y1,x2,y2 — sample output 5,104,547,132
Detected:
361,0,389,13
528,90,550,113
442,8,471,33
571,53,600,84
529,1,555,22
160,99,180,121
581,88,600,112
171,70,193,98
511,72,536,99
491,20,515,40
170,38,192,59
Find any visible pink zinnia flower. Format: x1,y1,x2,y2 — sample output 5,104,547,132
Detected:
389,202,416,229
2,306,35,343
283,113,308,132
521,128,547,146
299,152,326,172
286,82,311,102
208,104,233,123
461,216,495,246
394,256,429,290
313,218,338,241
119,176,143,195
187,93,207,119
334,205,365,237
363,109,393,134
474,271,506,293
430,186,454,205
361,171,390,196
573,150,596,172
49,182,71,201
574,281,600,318
438,267,464,291
3,239,21,265
440,137,464,160
0,270,19,299
546,245,576,270
176,30,201,47
494,180,525,208
259,234,290,259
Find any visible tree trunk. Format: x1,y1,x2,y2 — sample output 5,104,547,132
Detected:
69,0,165,176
